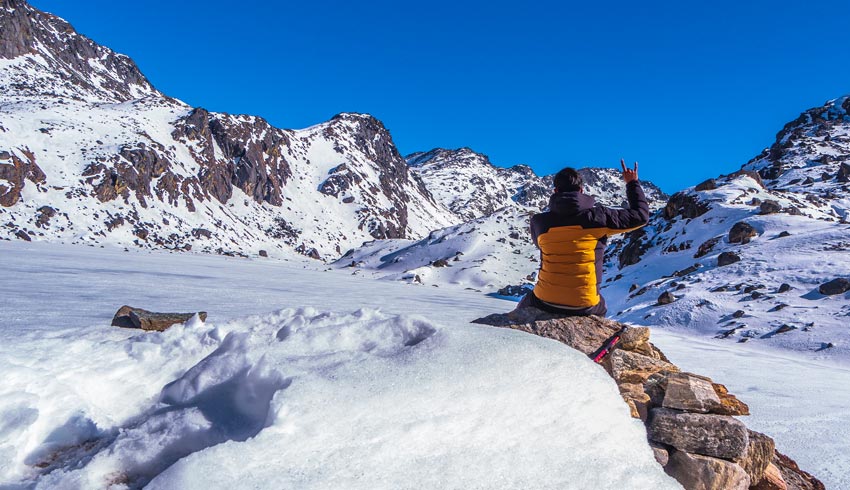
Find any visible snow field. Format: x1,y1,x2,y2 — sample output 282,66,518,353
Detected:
0,247,680,488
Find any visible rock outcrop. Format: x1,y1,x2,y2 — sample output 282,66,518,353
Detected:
472,308,823,490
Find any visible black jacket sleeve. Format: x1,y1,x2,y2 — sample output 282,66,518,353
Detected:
530,214,542,248
601,181,650,232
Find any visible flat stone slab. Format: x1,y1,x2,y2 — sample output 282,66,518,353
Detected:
648,408,749,459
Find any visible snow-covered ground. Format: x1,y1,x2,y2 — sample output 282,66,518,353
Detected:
0,241,679,489
1,241,849,489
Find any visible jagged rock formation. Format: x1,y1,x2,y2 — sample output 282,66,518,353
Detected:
472,308,824,490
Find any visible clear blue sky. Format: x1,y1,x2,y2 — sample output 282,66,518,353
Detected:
32,0,850,192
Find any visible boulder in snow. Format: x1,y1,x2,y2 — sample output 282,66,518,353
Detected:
717,251,741,266
111,305,207,331
818,278,850,295
729,222,757,244
759,200,783,215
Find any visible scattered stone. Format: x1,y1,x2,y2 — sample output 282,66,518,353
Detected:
744,284,765,294
657,291,676,305
732,310,745,318
664,450,751,490
751,291,764,300
759,200,783,215
717,251,740,266
111,305,207,331
774,324,796,335
258,250,268,257
662,372,723,413
777,283,792,293
431,258,450,267
729,222,757,244
14,230,31,241
768,303,788,312
776,231,791,238
192,228,213,239
674,263,701,277
694,236,723,258
629,283,639,292
648,408,749,459
36,205,56,227
839,162,850,183
818,278,850,295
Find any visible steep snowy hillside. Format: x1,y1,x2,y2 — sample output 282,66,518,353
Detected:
0,0,455,260
605,95,850,358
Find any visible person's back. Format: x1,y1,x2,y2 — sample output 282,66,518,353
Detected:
520,160,649,317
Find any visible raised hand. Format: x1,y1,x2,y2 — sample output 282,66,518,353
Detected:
620,159,638,184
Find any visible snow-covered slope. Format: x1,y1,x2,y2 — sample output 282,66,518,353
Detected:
605,95,850,358
0,0,455,260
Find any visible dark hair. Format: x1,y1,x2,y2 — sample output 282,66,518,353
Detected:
553,167,583,193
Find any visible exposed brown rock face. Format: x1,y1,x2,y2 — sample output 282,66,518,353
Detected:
664,192,711,220
0,148,46,207
471,307,823,490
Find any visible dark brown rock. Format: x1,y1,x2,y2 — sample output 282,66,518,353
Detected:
818,278,850,295
695,179,718,191
258,250,268,257
664,450,750,490
657,291,676,305
694,236,722,258
648,408,749,459
112,305,207,331
729,222,757,244
0,149,46,207
14,229,31,241
778,283,792,293
759,200,783,215
718,251,741,266
664,192,711,221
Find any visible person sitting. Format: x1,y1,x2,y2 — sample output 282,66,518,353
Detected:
518,160,649,317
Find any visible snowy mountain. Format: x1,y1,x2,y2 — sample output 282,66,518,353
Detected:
0,0,456,260
407,147,667,218
603,95,850,358
342,148,668,291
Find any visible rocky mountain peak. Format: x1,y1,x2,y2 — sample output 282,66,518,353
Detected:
0,0,157,102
